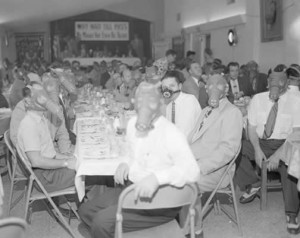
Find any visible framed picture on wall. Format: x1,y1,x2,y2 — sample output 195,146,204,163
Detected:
15,32,45,63
260,0,283,42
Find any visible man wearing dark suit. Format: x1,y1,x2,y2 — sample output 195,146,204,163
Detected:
182,61,208,109
246,60,268,94
227,62,254,102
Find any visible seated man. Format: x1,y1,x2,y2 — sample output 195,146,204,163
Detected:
10,73,75,153
161,70,201,141
78,82,200,238
226,61,254,102
189,74,243,192
17,82,76,192
235,68,300,234
182,61,208,109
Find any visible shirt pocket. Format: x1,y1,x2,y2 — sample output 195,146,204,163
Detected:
276,114,293,137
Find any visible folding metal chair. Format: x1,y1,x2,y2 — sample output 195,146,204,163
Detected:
4,130,28,215
15,145,79,238
198,145,242,236
260,159,282,210
0,217,27,238
115,183,199,238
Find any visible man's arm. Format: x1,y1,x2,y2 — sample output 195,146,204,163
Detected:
26,151,75,170
248,123,266,168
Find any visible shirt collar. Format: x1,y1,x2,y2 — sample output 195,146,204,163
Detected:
192,76,199,86
288,85,300,92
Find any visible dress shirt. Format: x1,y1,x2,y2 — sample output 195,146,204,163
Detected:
125,115,200,187
287,85,300,97
17,111,56,161
165,92,201,140
248,91,300,139
230,79,240,95
192,76,200,87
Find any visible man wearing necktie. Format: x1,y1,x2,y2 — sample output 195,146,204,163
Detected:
189,74,243,192
235,66,300,234
161,71,201,142
227,62,254,103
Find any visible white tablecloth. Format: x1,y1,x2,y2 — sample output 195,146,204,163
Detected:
64,57,140,66
74,116,129,201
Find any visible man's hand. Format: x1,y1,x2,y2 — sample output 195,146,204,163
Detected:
267,148,282,171
134,174,159,201
114,163,129,185
254,147,267,168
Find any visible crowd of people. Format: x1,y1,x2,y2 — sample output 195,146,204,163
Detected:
0,47,300,237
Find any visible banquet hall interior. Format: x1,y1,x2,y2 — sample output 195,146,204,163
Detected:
0,0,300,237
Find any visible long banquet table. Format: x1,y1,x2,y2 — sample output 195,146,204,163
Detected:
64,57,140,66
73,87,135,201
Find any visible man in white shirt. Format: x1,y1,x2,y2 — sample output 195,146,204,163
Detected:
78,82,200,238
235,68,300,234
161,70,201,142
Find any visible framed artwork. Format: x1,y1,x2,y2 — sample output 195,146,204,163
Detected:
15,32,45,62
260,0,283,42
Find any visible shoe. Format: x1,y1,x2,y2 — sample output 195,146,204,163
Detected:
287,215,300,234
239,185,261,204
58,207,78,219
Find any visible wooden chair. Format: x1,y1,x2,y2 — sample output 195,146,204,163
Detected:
198,145,242,236
115,183,198,238
4,130,28,215
15,145,79,238
260,159,282,211
0,217,27,238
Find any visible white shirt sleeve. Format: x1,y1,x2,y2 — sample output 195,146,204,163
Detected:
247,95,258,126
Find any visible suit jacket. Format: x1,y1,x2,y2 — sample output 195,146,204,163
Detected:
182,76,208,109
189,98,243,176
227,76,254,102
255,73,268,94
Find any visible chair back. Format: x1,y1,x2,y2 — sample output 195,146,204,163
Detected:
0,217,27,238
4,130,17,176
116,183,198,238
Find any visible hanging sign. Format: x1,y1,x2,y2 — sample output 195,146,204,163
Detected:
75,21,129,41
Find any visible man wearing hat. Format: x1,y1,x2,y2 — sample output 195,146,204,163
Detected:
235,66,300,234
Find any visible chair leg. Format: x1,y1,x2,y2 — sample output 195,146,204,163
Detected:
230,178,243,236
7,166,16,215
47,196,77,238
24,178,33,221
260,161,267,211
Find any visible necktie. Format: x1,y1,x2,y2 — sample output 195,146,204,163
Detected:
199,107,213,131
171,101,175,124
263,99,279,139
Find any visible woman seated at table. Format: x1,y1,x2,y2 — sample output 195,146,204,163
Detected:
113,69,136,106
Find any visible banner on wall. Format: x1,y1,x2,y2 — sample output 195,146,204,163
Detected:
75,21,129,41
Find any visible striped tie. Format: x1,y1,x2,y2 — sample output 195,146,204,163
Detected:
171,101,175,124
199,107,213,131
263,100,279,139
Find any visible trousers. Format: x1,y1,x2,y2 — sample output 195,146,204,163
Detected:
78,186,181,238
235,139,299,214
